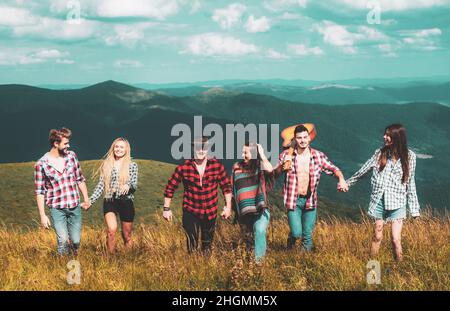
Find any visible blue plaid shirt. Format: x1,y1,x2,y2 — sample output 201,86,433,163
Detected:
346,149,420,217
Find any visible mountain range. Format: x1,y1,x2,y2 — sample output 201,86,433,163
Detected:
0,80,448,211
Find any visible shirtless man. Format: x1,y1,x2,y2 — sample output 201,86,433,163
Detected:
275,124,348,251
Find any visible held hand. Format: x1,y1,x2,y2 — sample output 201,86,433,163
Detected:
283,155,293,171
163,210,173,222
40,214,51,229
81,201,91,210
337,180,349,192
120,184,130,195
221,206,232,219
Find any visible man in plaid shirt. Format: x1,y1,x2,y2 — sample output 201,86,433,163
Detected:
34,128,90,255
275,124,348,251
163,136,232,254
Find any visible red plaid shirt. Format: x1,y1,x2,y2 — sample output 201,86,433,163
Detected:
34,151,86,209
164,158,232,220
277,147,340,210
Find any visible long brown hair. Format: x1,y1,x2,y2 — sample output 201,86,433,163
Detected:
240,142,274,191
378,124,410,183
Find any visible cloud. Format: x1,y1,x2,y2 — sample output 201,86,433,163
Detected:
12,17,98,41
34,49,68,59
400,28,442,51
212,3,246,29
317,21,362,47
190,0,202,14
56,59,75,64
96,0,180,20
316,21,389,54
244,15,271,33
263,0,307,12
113,59,144,68
280,12,303,20
103,22,158,48
266,49,289,59
0,48,71,65
184,33,259,56
332,0,449,11
377,44,397,57
0,6,37,26
288,44,324,56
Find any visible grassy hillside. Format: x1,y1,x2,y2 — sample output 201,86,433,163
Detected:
0,159,448,290
0,212,448,290
0,159,358,228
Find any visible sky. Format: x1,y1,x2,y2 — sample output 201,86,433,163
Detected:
0,0,450,85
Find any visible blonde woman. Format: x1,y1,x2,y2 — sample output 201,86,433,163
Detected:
89,138,138,253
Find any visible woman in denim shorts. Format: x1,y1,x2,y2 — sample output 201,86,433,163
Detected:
346,124,420,262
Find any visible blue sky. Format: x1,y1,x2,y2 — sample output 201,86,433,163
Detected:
0,0,450,85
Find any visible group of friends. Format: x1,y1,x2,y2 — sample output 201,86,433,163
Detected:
34,123,420,263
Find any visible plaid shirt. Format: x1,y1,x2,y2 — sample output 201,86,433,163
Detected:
34,150,86,209
90,161,138,204
164,158,232,220
277,147,340,210
346,149,420,217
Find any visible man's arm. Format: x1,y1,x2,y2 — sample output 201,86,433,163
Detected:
36,194,51,229
162,165,183,221
320,154,348,191
78,181,90,209
34,163,51,228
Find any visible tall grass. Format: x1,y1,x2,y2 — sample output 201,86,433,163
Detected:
0,210,448,291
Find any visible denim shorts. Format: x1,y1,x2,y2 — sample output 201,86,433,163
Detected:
368,196,406,223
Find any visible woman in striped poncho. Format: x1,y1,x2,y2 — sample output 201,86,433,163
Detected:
231,142,274,263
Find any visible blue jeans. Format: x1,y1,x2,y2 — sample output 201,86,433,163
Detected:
50,205,82,255
240,209,270,262
287,197,317,251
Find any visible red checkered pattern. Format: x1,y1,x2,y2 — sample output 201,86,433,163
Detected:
164,158,232,220
278,147,340,210
34,150,86,209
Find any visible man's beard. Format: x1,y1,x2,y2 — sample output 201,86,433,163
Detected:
58,148,67,156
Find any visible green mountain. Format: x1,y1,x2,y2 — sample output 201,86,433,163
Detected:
0,81,448,211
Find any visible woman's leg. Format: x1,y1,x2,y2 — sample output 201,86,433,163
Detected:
121,221,133,249
391,220,403,262
370,220,384,257
118,199,135,250
104,212,118,253
254,210,270,262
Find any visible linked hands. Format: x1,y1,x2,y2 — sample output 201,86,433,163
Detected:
221,206,232,219
81,200,91,210
337,179,349,192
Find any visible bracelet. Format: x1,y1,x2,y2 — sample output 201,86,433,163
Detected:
163,206,171,211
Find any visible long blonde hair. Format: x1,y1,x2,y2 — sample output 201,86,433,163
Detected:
93,137,132,198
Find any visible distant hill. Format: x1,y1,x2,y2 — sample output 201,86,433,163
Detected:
0,81,449,210
153,81,450,106
0,159,358,228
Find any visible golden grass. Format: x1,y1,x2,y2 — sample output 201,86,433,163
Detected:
0,210,448,291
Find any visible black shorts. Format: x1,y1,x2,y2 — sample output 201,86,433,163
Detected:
103,198,135,222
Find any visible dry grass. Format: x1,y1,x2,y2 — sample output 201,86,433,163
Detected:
0,211,448,291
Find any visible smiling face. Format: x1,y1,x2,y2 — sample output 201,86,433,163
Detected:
383,131,392,146
54,137,70,156
241,145,257,163
193,144,208,161
294,130,311,150
114,140,127,159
